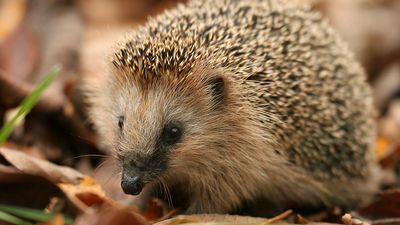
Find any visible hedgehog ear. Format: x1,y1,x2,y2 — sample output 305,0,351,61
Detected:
207,76,225,107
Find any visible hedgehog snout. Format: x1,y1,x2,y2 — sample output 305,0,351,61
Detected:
121,168,144,195
120,157,163,195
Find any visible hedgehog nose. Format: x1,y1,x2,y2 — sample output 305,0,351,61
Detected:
121,173,143,195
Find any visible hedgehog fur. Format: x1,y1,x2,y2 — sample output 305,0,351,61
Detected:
88,0,380,213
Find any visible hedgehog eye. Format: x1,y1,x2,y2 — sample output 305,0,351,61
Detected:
161,123,182,145
118,116,125,132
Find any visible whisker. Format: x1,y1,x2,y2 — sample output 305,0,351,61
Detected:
93,158,113,174
72,154,109,159
153,179,161,200
159,177,173,208
98,168,122,193
62,154,110,164
102,169,119,187
160,180,170,207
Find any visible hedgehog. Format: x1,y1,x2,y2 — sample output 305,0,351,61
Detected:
87,0,380,214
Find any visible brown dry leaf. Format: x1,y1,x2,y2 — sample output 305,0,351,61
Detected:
0,148,83,184
306,224,342,225
379,143,400,173
22,0,84,112
73,204,149,225
0,26,39,108
0,71,33,109
379,99,400,142
59,176,113,211
358,189,400,219
91,159,129,202
296,214,310,224
142,198,174,222
0,148,137,220
377,100,400,173
154,214,266,225
60,174,151,224
0,165,69,210
0,26,38,82
156,214,344,225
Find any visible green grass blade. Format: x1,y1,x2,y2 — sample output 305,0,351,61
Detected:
0,210,34,225
0,204,53,221
0,204,73,225
0,65,61,144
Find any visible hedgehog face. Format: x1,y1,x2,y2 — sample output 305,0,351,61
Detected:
109,69,229,196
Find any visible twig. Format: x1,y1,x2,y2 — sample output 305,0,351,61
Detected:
372,218,400,225
262,209,293,224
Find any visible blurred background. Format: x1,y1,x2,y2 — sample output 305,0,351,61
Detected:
0,0,400,216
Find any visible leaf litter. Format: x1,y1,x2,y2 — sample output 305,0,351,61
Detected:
0,0,400,224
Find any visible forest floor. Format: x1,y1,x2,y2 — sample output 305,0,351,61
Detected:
0,0,400,224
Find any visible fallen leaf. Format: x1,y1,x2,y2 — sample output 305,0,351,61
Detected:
59,176,112,211
0,26,39,109
0,71,33,109
0,26,38,82
141,198,166,221
142,198,176,223
0,165,65,209
0,148,83,184
358,189,400,219
73,204,148,225
0,148,128,220
22,0,84,112
154,214,266,225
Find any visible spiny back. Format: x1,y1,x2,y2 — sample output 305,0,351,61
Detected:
112,0,311,81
